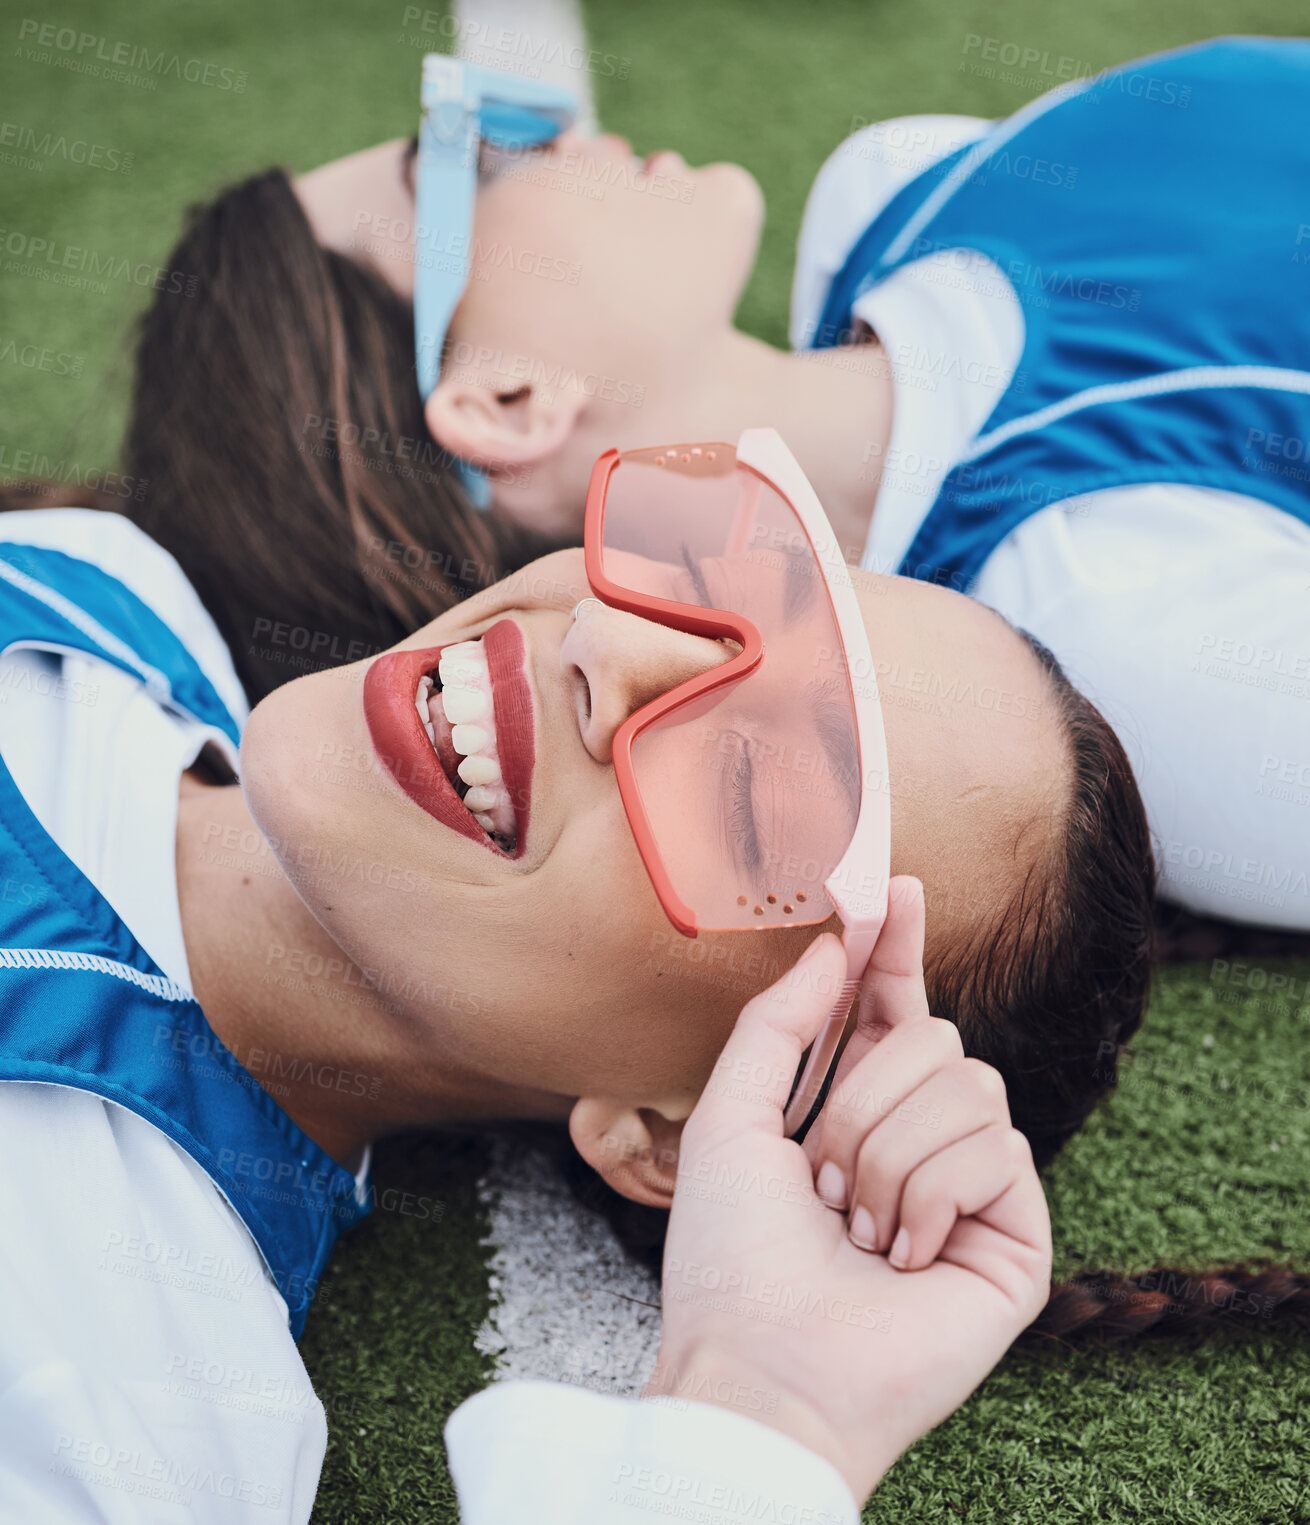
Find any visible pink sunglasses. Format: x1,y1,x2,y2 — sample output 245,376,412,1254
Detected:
583,428,892,1134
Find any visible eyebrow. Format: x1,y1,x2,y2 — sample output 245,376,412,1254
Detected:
806,676,862,832
780,541,822,625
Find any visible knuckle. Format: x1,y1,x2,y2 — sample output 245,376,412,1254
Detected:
897,1166,937,1221
853,1125,913,1196
927,1016,965,1059
958,1057,1009,1107
1004,1127,1035,1172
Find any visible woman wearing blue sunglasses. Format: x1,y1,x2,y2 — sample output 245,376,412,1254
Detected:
22,36,1296,955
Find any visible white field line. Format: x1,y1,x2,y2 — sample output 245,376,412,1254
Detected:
454,0,597,131
473,1133,662,1397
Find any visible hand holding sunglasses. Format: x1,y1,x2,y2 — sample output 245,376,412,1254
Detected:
649,878,1052,1507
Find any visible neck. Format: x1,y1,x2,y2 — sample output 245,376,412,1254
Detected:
648,328,894,563
175,774,567,1164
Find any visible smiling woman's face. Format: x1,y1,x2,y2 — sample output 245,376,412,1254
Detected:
239,548,1069,1124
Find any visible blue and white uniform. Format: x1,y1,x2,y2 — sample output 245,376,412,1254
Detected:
793,37,1310,929
0,511,857,1524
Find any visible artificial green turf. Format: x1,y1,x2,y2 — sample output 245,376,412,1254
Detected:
863,957,1310,1524
3,1,1308,1520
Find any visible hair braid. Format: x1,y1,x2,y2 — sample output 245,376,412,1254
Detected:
1028,1264,1310,1343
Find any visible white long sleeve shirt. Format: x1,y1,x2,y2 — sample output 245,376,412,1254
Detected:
0,509,857,1524
792,115,1310,930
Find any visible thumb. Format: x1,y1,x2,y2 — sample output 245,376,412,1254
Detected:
686,933,849,1147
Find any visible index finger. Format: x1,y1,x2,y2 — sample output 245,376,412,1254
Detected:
828,876,931,1091
686,932,849,1148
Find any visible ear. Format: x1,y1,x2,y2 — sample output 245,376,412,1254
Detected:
568,1096,687,1209
424,370,585,473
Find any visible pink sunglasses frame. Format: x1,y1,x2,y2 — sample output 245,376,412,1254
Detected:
582,428,893,1135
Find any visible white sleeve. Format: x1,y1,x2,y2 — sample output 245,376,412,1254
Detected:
445,1380,859,1525
790,113,990,351
972,485,1310,930
0,1085,325,1523
0,507,249,728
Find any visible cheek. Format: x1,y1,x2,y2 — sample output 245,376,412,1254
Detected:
240,669,452,948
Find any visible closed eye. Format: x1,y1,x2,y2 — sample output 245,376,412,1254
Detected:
727,745,763,879
679,542,714,608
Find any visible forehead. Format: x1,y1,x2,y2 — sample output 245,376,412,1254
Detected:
294,138,416,296
857,572,1048,701
857,569,1068,847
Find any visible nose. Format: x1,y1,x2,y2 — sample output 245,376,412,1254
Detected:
559,602,734,764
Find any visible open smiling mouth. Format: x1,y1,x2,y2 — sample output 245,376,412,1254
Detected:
419,639,518,850
362,618,534,857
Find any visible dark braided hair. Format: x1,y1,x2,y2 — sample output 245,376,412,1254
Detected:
1029,1264,1310,1343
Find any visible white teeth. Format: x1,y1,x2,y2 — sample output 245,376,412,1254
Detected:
457,754,501,787
417,637,520,849
450,723,489,754
416,675,438,744
441,686,488,723
441,662,483,687
439,645,487,688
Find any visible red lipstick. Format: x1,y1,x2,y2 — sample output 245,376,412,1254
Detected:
362,618,535,856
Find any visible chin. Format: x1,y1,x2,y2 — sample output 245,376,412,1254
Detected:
238,683,325,887
702,160,765,234
696,161,765,298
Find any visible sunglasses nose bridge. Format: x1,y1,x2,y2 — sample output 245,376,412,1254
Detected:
561,604,744,760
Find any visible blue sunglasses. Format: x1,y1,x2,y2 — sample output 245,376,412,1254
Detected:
415,54,577,507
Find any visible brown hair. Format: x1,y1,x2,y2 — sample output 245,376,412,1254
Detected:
4,168,548,702
937,630,1155,1170
939,636,1306,1343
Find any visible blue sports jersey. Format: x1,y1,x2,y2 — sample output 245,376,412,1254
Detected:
812,37,1310,588
0,543,369,1339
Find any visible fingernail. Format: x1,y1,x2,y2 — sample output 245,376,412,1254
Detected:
888,1226,911,1268
848,1205,877,1250
815,1160,847,1209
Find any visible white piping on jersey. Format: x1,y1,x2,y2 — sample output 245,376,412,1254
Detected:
960,365,1310,463
0,946,192,1003
0,555,172,700
882,75,1097,267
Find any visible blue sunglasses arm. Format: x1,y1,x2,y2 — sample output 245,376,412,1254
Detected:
414,57,576,509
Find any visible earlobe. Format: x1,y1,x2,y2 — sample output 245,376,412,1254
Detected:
425,371,585,474
568,1096,685,1209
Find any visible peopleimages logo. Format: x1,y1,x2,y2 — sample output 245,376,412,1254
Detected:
0,120,133,173
397,5,631,79
0,226,195,295
15,19,247,91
